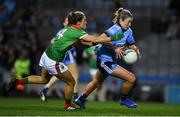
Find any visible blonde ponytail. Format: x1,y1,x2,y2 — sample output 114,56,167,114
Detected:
112,7,133,24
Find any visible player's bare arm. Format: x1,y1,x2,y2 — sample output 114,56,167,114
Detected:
94,33,111,43
82,33,111,44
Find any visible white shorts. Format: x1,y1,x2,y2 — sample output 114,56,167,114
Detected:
39,52,68,75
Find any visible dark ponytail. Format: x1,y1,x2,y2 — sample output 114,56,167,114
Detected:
68,11,85,25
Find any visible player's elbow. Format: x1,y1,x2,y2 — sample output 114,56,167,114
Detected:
67,78,75,87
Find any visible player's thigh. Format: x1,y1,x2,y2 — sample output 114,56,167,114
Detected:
94,70,107,84
66,63,79,78
56,70,75,84
41,67,51,81
111,66,135,81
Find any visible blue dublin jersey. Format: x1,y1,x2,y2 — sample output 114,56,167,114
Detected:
96,24,136,62
110,27,135,47
63,47,76,64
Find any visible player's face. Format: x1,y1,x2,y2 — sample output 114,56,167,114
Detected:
120,17,133,30
79,16,87,29
63,17,68,26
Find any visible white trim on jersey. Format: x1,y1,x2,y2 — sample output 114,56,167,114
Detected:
79,34,88,39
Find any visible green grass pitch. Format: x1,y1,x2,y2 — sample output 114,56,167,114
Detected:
0,97,180,116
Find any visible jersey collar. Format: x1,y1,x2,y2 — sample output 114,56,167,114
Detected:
69,24,80,30
117,23,127,32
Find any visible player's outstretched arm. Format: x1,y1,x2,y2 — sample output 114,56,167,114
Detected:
82,33,111,44
94,33,111,44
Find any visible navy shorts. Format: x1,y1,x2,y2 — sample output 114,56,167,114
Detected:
97,58,119,75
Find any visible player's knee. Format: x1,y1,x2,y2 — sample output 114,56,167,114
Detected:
128,73,136,84
40,78,49,84
69,77,76,87
71,78,76,86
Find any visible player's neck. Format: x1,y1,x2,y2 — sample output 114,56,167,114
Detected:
69,24,80,30
117,23,127,32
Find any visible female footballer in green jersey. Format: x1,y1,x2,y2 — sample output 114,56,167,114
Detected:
5,11,121,110
39,17,80,102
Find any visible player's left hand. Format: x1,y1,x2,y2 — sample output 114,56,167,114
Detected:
115,47,124,59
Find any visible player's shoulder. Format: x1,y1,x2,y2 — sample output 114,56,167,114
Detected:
79,28,87,33
78,29,88,38
106,24,122,35
124,28,133,35
126,27,132,33
110,24,122,30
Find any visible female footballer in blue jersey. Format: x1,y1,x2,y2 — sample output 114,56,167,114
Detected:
75,8,141,109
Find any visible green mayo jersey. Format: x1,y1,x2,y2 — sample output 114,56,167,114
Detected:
45,25,88,62
84,46,97,69
84,46,95,56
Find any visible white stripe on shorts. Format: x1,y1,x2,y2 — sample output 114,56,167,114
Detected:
100,61,113,74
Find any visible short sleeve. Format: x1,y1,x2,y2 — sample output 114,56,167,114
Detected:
78,29,88,40
110,28,135,47
104,24,123,37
